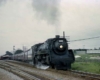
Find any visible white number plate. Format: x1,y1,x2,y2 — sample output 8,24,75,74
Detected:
59,40,63,42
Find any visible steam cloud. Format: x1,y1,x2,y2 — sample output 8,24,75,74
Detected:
32,0,60,34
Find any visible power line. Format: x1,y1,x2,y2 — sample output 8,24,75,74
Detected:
68,36,100,42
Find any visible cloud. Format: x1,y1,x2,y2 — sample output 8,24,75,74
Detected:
0,0,6,6
0,0,55,55
60,0,100,49
0,0,100,55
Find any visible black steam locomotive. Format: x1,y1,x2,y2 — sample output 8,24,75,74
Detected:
13,34,75,70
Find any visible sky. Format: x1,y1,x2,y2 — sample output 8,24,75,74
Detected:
0,0,100,55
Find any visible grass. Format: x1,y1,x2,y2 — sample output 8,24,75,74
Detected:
72,53,100,74
71,53,100,74
72,62,100,74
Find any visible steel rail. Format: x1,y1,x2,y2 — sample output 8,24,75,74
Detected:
69,69,100,80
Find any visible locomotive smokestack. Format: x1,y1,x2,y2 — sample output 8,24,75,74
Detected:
63,31,65,38
56,35,60,38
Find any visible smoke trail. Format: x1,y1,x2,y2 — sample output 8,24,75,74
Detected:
32,0,60,34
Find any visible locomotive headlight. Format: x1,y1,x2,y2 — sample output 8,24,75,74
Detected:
60,45,63,49
53,39,67,53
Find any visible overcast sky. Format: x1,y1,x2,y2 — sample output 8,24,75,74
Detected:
0,0,100,55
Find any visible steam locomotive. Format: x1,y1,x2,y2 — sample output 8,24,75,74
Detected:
13,34,75,70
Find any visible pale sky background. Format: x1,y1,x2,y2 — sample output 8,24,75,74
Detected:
0,0,100,55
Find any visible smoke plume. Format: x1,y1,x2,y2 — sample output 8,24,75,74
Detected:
32,0,60,34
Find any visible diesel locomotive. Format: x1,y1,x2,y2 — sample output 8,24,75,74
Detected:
13,34,75,70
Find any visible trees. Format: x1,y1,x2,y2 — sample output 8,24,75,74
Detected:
14,49,23,54
6,51,13,55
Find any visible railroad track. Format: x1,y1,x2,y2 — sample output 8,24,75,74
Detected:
1,60,100,80
0,60,56,80
69,69,100,80
0,62,46,80
0,65,41,80
0,60,84,80
47,69,100,80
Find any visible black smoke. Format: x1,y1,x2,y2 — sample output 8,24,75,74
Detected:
32,0,60,25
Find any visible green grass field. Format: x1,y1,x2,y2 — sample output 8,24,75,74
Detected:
72,53,100,74
72,62,100,74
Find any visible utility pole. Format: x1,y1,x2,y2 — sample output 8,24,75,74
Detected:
23,46,26,62
23,46,25,61
13,46,15,60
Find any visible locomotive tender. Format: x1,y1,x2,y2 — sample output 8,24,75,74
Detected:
13,34,75,70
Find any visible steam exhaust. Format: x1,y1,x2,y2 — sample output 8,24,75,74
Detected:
35,62,49,70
